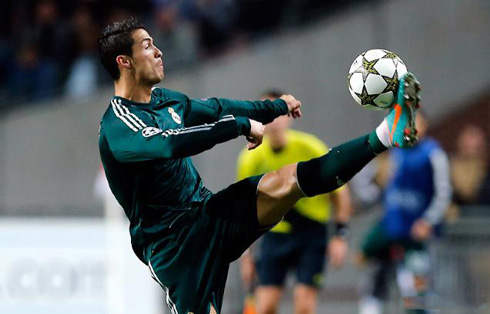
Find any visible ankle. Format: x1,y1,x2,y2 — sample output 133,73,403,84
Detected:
369,125,389,155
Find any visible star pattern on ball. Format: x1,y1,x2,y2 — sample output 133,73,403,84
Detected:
383,71,398,93
347,73,353,88
357,87,377,105
383,51,398,59
361,58,380,81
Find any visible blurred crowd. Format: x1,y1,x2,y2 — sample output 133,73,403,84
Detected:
0,0,362,109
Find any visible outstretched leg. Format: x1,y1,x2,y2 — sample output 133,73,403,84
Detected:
256,132,383,226
256,72,421,227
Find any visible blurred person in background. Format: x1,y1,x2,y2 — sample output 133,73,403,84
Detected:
353,112,452,314
450,124,490,209
13,0,64,100
195,0,236,56
65,2,101,98
147,0,198,72
235,0,285,38
237,90,354,314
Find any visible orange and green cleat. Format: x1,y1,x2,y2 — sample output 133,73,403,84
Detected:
386,72,421,148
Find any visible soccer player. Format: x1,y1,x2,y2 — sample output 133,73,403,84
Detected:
354,113,451,314
98,18,420,314
237,90,353,314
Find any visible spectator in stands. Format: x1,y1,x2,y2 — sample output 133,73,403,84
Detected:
148,0,198,72
450,124,490,207
65,3,100,97
235,0,285,37
9,0,67,101
192,0,237,56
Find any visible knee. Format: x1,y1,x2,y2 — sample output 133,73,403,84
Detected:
256,287,282,314
258,298,280,314
259,305,279,314
265,172,294,200
294,286,317,314
261,167,302,201
295,301,315,314
413,275,428,293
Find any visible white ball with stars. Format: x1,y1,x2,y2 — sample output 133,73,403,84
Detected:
348,49,408,110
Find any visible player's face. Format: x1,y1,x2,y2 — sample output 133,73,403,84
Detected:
130,29,164,85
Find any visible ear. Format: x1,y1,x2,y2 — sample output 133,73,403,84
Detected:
116,55,132,70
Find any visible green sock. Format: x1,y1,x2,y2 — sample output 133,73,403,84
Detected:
369,130,388,155
297,131,386,196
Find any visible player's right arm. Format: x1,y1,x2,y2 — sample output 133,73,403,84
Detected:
103,106,254,162
184,95,301,127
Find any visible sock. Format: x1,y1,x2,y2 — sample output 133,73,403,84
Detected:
375,119,391,148
370,125,389,155
359,296,382,314
297,131,386,197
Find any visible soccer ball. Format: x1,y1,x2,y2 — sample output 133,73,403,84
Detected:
348,49,408,110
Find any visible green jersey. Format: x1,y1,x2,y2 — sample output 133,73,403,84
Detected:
98,87,287,260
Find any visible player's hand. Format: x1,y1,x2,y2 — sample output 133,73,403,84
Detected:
247,119,264,150
411,219,433,241
280,94,302,119
328,236,349,269
240,253,256,288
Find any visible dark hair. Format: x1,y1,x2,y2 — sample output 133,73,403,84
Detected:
98,17,146,80
260,89,285,100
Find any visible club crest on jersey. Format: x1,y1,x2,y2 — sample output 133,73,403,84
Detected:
168,107,181,124
142,126,163,137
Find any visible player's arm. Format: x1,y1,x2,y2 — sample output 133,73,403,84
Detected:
104,108,254,162
412,148,452,240
184,95,300,127
423,148,452,225
328,185,354,268
330,186,354,227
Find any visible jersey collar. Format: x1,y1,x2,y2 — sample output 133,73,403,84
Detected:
113,95,157,108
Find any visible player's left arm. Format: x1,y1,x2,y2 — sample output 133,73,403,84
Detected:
423,148,452,225
328,185,354,268
412,148,452,240
184,95,300,127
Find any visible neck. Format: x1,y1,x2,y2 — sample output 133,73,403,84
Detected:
114,75,153,103
268,132,287,151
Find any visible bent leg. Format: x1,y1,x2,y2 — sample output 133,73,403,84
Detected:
297,133,384,197
398,249,430,314
257,132,385,227
257,164,304,227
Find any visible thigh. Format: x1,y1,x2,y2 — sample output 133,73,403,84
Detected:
296,230,327,288
361,222,393,260
205,175,269,262
256,164,304,227
146,214,229,314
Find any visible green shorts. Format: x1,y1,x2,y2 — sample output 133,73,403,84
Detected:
361,222,425,261
145,175,266,314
